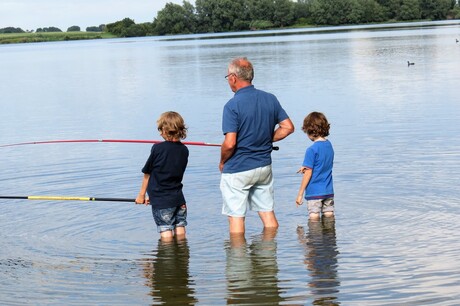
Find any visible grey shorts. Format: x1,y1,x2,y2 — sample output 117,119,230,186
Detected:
307,198,335,215
220,165,274,217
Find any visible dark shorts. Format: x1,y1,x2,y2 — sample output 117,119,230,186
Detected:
151,204,187,233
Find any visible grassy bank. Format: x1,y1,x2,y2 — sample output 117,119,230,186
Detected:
0,31,117,44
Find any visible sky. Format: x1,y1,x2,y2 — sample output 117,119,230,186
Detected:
0,0,189,31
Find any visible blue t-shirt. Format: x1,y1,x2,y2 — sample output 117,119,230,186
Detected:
222,85,289,173
302,140,334,199
142,141,189,209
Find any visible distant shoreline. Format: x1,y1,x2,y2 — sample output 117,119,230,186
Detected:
0,31,116,44
1,20,459,45
155,20,460,42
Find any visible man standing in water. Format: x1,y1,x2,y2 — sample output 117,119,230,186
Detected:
219,57,294,234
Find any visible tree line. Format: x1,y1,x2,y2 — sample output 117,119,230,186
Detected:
0,25,105,34
104,0,460,37
2,0,459,38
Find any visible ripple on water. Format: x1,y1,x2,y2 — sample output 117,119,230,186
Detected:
332,194,460,304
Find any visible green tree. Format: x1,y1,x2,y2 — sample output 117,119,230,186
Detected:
0,27,25,34
420,0,454,19
450,3,460,19
121,23,150,37
105,18,135,36
86,25,105,32
309,0,328,25
153,1,197,35
273,0,295,27
420,0,437,19
245,0,276,29
183,1,198,30
310,0,355,25
364,0,385,22
348,0,385,23
195,0,248,33
67,25,80,32
399,0,421,20
36,27,62,32
376,0,401,20
247,0,275,24
293,0,313,24
347,0,366,23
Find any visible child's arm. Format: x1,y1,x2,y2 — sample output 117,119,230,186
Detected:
296,167,312,206
135,173,150,205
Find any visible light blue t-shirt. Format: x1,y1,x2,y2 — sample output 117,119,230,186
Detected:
222,85,289,173
302,140,334,199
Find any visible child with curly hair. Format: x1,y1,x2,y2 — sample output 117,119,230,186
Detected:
296,112,334,221
136,111,189,240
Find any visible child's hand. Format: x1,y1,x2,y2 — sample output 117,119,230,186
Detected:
135,194,150,205
297,166,308,174
296,195,303,206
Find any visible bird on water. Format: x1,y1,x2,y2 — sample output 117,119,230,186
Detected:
407,61,415,66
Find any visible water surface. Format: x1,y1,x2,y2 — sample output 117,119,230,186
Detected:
1,21,460,305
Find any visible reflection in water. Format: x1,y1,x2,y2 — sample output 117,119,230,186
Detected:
297,218,340,305
225,229,283,304
142,239,197,305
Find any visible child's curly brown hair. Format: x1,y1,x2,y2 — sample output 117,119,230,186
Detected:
157,111,187,140
302,112,330,138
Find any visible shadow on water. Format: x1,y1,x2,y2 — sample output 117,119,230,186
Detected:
297,218,340,305
225,228,284,304
141,239,197,305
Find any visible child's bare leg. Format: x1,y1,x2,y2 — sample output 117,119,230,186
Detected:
323,212,334,218
309,213,321,221
174,226,186,238
160,230,174,241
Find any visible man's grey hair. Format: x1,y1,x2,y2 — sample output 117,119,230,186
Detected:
228,57,254,82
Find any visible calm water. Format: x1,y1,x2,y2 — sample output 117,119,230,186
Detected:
1,21,460,305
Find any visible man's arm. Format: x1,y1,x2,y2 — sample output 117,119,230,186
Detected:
273,118,295,142
219,132,237,172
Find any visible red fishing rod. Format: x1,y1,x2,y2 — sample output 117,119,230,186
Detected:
0,139,279,150
0,139,221,148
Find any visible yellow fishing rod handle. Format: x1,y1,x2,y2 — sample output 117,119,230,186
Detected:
28,196,92,201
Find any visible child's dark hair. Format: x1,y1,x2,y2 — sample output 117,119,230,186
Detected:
302,112,330,137
157,111,187,140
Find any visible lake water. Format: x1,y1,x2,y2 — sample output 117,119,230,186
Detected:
1,20,460,305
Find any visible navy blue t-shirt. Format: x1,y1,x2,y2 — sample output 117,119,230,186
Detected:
142,141,189,209
222,85,289,173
